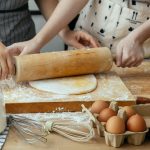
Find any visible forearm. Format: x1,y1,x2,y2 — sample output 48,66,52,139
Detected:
34,0,88,48
130,20,150,44
35,0,58,20
58,26,70,39
35,0,69,42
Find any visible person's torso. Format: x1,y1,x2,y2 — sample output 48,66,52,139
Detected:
0,0,28,10
0,0,35,46
75,0,150,57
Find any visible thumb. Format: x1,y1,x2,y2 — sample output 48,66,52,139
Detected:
7,45,21,56
89,38,99,48
116,47,123,67
20,47,30,55
20,45,41,55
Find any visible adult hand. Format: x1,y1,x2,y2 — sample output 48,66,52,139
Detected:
7,38,41,56
116,34,144,68
0,42,15,79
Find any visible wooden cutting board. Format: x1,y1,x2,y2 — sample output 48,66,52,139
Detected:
112,60,150,99
3,71,135,113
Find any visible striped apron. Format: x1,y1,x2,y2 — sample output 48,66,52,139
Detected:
75,0,150,58
0,0,35,46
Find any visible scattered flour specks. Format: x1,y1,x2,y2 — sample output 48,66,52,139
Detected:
12,112,89,123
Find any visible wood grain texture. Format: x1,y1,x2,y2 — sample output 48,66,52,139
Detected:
113,60,150,98
4,60,150,114
3,127,150,150
4,72,135,113
15,47,112,82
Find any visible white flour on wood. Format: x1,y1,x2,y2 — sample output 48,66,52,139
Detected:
1,73,135,103
0,93,6,133
1,78,93,103
14,112,89,123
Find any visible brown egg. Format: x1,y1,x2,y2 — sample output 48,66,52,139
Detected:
91,100,109,114
123,106,136,118
98,108,117,122
106,116,126,134
127,114,146,132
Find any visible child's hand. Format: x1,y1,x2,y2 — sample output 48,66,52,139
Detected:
59,28,100,48
116,35,144,68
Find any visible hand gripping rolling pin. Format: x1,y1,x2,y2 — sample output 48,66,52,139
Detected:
0,42,113,82
14,47,113,82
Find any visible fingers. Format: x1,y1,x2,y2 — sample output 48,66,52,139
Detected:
77,31,100,48
127,57,143,67
0,55,9,79
88,36,99,47
0,49,16,79
7,44,21,56
133,61,143,67
116,46,123,67
82,32,99,48
117,55,143,68
121,49,143,67
6,52,15,75
116,49,144,68
71,40,85,49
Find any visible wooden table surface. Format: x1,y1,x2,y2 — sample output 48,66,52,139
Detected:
113,60,150,99
3,128,150,150
5,60,150,114
3,60,150,150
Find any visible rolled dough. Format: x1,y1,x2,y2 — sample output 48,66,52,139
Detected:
29,74,97,95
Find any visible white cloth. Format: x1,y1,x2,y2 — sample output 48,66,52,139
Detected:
75,0,150,57
0,126,9,150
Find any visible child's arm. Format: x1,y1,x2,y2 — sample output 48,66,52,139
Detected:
35,0,58,20
8,0,89,55
36,0,99,49
116,19,150,67
33,0,89,49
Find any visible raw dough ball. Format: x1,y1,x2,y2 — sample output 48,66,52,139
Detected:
29,74,97,95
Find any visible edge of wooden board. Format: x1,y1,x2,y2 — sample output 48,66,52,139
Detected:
6,100,136,114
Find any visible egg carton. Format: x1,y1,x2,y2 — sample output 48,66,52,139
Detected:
104,108,149,147
81,103,149,148
91,101,119,137
82,101,119,137
130,104,150,128
104,128,148,148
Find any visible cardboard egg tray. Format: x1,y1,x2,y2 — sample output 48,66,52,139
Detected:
104,129,148,148
81,102,150,148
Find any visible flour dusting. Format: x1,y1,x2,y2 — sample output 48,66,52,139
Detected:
1,78,93,103
1,73,135,103
12,112,89,123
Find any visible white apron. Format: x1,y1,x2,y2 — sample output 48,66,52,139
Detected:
75,0,150,58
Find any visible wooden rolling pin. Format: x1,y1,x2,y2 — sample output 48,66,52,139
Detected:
14,47,113,82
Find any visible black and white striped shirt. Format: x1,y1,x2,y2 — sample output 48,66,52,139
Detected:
0,0,35,46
